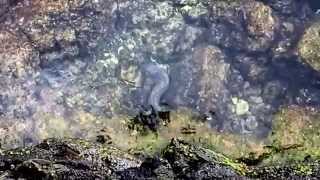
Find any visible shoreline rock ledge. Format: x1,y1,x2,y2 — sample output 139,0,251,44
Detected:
0,138,319,179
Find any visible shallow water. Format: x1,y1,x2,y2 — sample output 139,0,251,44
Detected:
0,0,320,149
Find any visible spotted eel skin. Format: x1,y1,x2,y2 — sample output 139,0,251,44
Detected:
140,63,170,112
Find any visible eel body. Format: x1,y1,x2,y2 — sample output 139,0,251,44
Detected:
140,63,170,111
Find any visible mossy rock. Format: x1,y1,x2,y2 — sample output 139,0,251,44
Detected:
163,138,247,177
298,20,320,71
266,105,320,163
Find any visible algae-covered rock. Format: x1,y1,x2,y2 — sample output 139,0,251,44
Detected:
298,20,320,71
195,46,230,114
244,1,278,51
205,0,278,52
266,105,320,163
162,138,246,179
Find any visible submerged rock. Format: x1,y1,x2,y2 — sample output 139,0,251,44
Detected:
299,19,320,71
268,105,320,162
0,30,38,78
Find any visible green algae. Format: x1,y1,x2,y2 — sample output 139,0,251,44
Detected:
124,108,266,165
124,106,320,176
162,138,247,176
129,133,169,156
264,106,320,164
294,164,314,176
7,105,319,174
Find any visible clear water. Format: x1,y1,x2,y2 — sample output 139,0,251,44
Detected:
0,0,320,149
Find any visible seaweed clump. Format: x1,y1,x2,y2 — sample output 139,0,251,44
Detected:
128,107,170,133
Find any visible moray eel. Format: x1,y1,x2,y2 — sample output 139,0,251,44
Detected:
140,63,170,112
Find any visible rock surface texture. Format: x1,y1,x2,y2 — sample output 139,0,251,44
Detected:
1,138,320,179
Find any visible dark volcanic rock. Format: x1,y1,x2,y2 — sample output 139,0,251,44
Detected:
0,138,141,179
1,138,320,179
117,157,174,180
162,139,244,179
